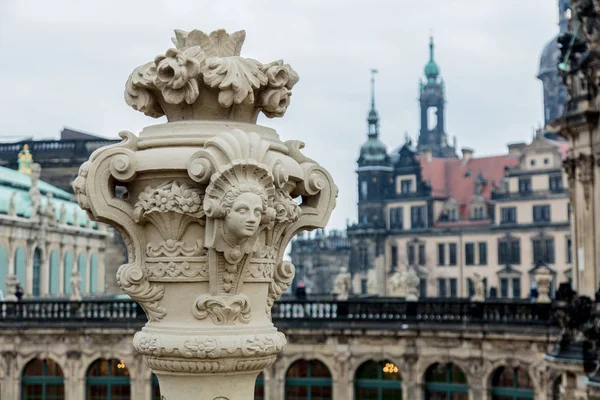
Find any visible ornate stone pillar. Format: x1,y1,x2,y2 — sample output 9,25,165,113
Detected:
74,29,336,400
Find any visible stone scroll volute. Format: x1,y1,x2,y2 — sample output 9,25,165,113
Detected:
75,28,336,400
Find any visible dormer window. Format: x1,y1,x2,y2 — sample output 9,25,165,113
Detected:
470,197,488,220
441,199,459,222
400,179,412,194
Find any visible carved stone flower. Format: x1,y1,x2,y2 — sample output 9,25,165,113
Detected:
262,61,299,89
154,46,205,104
259,87,291,118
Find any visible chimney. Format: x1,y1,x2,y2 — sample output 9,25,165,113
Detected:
422,146,432,163
461,147,474,165
507,142,527,156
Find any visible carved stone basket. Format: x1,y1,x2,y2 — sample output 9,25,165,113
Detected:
74,29,336,400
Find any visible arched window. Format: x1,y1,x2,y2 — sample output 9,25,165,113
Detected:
86,358,130,400
15,246,26,291
77,254,86,294
63,252,73,295
0,244,8,295
21,358,64,400
424,362,469,400
89,254,98,294
32,248,41,297
552,375,562,400
255,372,264,400
491,366,534,399
285,359,332,400
49,251,60,295
355,360,402,399
151,373,160,400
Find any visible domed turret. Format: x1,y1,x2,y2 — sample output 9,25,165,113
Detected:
424,36,439,83
538,37,560,78
537,0,570,125
358,69,389,166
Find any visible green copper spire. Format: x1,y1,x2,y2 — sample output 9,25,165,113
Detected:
424,35,440,83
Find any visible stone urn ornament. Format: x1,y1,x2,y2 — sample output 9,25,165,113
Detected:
74,29,337,400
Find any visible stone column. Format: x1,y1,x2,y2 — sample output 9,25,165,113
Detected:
74,28,336,400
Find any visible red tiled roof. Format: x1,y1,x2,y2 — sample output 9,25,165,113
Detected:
419,154,520,222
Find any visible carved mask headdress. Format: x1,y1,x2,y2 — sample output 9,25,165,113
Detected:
204,159,276,263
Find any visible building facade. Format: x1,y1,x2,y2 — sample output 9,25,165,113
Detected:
0,130,128,294
292,25,573,300
0,297,565,400
0,152,110,298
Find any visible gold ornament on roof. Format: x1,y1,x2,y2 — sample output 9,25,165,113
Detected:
18,144,33,175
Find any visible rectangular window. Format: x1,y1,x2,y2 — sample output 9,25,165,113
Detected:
533,205,551,222
465,243,475,266
391,245,398,270
361,279,367,294
500,207,517,224
389,207,403,230
400,179,413,194
533,237,555,264
437,244,445,266
567,237,572,264
510,240,521,264
438,278,446,298
448,243,457,266
420,279,427,298
449,278,457,298
512,278,521,299
500,278,508,298
408,245,415,265
467,279,474,298
519,178,532,194
546,238,555,264
359,247,368,271
498,241,508,265
498,238,521,265
418,244,426,266
549,176,562,192
411,206,426,229
478,242,487,265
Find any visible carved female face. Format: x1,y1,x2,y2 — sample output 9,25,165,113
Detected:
224,192,263,240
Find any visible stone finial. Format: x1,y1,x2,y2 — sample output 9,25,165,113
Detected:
404,267,420,301
7,192,16,217
535,266,553,303
74,27,336,400
4,274,18,302
44,193,56,225
70,271,82,301
59,204,67,225
388,271,406,297
125,29,299,123
471,273,485,302
28,163,42,219
332,267,351,300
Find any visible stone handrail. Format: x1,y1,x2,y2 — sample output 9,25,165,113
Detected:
0,298,554,330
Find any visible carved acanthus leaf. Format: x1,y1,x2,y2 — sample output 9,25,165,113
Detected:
202,56,267,107
116,263,166,321
192,294,252,325
266,261,295,319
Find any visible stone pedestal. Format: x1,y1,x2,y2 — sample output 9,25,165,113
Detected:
74,29,336,400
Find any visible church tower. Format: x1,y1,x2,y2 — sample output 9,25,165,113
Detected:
417,36,457,158
356,69,391,226
538,0,570,126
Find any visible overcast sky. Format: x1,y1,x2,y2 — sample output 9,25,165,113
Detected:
0,0,558,230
